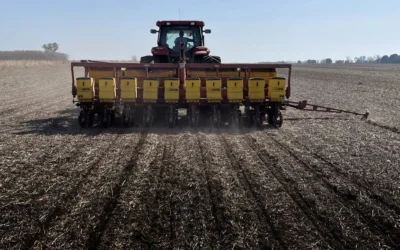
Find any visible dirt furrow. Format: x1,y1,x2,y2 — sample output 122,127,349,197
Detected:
236,135,344,248
91,130,216,249
266,134,400,247
83,130,149,249
12,130,124,250
0,66,74,118
0,95,72,135
0,128,103,195
31,130,146,249
281,116,400,190
0,82,71,121
216,132,289,249
276,126,400,210
163,130,214,249
93,132,171,249
0,131,120,249
252,132,398,249
0,107,20,116
289,135,400,214
195,132,224,244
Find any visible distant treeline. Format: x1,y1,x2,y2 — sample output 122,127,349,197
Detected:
379,54,400,63
0,50,69,61
298,53,400,64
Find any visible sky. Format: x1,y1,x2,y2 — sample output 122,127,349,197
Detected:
0,0,400,62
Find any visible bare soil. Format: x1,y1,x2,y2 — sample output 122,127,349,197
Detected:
0,64,399,249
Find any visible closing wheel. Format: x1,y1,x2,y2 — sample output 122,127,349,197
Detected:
272,110,283,128
78,109,89,127
225,109,239,128
143,105,154,127
244,106,254,127
225,115,233,128
122,111,129,127
254,106,264,128
268,105,283,128
188,106,200,127
110,111,115,125
101,109,112,128
234,109,242,127
88,109,94,127
122,106,134,127
211,106,221,127
129,107,136,127
166,106,178,128
255,113,264,128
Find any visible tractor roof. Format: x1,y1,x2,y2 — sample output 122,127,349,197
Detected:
156,20,205,27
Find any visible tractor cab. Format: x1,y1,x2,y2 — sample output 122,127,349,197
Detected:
159,26,202,51
144,20,213,63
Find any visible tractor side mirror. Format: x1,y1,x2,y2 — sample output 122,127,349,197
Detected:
204,29,211,34
150,29,158,34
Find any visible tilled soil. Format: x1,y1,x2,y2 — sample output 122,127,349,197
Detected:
0,64,399,249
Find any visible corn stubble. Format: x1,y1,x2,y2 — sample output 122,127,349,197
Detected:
0,63,399,250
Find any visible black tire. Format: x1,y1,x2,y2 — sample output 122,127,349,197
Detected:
140,55,154,63
193,56,203,63
268,105,283,128
256,113,265,129
202,55,221,64
154,55,169,63
88,110,94,127
273,110,283,128
78,109,87,127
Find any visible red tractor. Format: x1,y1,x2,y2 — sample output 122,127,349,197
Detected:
140,20,221,64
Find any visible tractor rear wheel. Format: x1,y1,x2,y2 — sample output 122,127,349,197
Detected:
140,55,154,63
202,55,221,64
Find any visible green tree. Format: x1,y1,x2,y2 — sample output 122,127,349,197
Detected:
389,54,398,63
42,42,59,52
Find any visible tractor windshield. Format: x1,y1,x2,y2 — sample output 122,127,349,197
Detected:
159,25,202,51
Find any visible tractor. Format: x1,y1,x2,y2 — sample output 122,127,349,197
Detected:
140,20,221,64
70,20,369,129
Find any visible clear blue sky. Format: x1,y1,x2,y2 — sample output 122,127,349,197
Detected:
1,0,399,62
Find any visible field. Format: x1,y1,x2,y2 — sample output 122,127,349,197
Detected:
0,62,399,249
